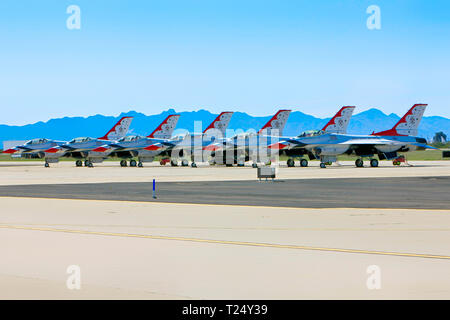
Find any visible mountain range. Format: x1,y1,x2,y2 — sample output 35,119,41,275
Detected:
1,108,449,148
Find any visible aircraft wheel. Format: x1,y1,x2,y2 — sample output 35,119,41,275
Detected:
138,162,143,168
130,160,137,167
84,160,89,167
226,164,233,167
252,163,258,168
287,158,295,167
181,159,189,167
300,159,308,167
370,159,379,167
320,162,326,169
87,161,94,168
355,159,364,167
75,160,83,167
44,162,50,168
170,160,178,167
191,162,197,168
120,160,127,167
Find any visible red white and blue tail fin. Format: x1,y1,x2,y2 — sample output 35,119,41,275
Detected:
373,104,427,136
322,106,355,134
147,114,180,139
203,112,234,135
98,116,133,141
258,109,291,135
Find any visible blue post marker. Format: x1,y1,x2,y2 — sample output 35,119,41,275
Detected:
152,179,157,199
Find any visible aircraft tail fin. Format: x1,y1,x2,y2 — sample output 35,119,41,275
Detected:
98,116,133,141
258,109,291,135
322,106,355,134
203,112,234,135
373,104,427,136
147,114,180,139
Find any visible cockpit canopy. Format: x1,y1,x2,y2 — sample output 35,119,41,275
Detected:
25,138,48,145
69,137,93,144
297,130,325,138
118,135,143,142
171,133,188,141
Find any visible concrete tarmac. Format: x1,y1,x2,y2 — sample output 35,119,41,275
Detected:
0,197,449,299
0,160,449,186
1,161,449,299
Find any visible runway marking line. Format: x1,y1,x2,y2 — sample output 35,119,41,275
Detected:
2,222,450,232
0,196,449,212
1,224,450,260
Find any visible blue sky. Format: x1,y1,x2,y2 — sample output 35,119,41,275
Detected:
0,0,449,125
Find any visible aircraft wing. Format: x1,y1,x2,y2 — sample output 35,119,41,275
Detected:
337,138,438,149
338,138,402,145
143,142,174,151
268,138,307,150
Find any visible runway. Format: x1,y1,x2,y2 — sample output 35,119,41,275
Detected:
0,176,449,209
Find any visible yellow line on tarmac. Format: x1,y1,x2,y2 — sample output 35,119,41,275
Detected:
1,224,450,260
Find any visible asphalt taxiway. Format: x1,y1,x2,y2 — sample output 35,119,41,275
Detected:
0,176,448,209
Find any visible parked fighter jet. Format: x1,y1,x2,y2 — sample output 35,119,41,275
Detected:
167,111,234,167
43,116,133,167
3,138,67,166
274,106,355,167
91,114,180,167
202,109,292,166
270,104,434,168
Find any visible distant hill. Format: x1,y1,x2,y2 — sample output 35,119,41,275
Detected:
1,108,449,147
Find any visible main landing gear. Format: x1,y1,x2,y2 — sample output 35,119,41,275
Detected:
370,159,379,167
355,158,364,168
355,158,379,168
119,159,144,167
74,160,92,167
286,158,309,167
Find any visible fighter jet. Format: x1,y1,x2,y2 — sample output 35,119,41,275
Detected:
91,114,181,167
43,116,133,167
270,104,435,168
167,111,235,167
202,109,292,167
3,138,68,167
270,106,355,167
